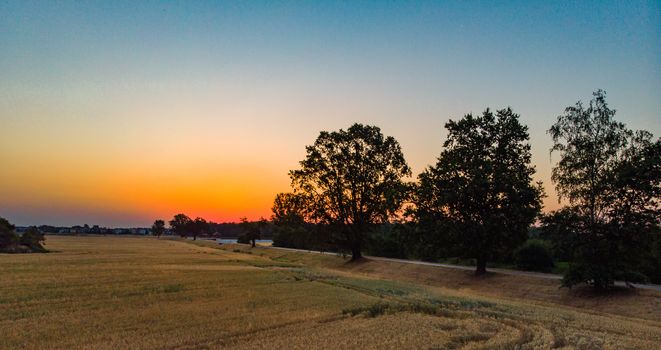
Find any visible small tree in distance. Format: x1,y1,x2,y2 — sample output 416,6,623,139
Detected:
169,214,192,238
191,217,208,241
152,219,165,238
239,217,268,248
20,227,46,252
271,192,312,249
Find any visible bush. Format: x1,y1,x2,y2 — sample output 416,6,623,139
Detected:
637,230,661,284
272,224,312,249
236,234,250,244
366,224,410,259
0,219,46,254
513,239,554,272
0,217,17,250
20,227,46,252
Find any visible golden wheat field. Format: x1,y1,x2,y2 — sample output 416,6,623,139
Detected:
1,236,660,349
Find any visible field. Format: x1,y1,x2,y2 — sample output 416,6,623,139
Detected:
1,236,660,349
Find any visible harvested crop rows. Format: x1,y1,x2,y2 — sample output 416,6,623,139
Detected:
1,235,659,349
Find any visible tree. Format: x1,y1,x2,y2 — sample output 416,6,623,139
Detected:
513,239,554,272
239,217,268,248
414,108,543,275
271,193,312,249
169,214,192,238
548,90,660,289
191,217,209,240
289,123,411,260
539,208,584,262
151,219,165,238
20,227,46,252
0,217,17,250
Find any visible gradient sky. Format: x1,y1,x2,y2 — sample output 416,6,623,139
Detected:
1,1,659,227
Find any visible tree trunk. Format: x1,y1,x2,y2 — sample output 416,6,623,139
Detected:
193,235,197,241
475,256,487,275
350,242,362,261
251,239,256,248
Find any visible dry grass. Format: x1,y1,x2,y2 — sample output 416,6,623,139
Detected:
213,241,661,322
1,235,659,349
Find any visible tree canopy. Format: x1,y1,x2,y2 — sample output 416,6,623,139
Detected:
169,214,192,238
548,90,660,289
151,219,165,238
191,217,209,240
289,123,411,260
414,108,543,274
239,217,268,247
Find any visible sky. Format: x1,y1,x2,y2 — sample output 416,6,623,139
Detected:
1,1,659,227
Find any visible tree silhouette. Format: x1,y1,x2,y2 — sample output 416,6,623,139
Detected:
0,218,46,253
191,217,208,241
548,90,660,289
151,219,165,238
271,192,312,249
239,217,268,248
169,214,192,238
20,227,45,252
414,108,543,275
289,123,411,260
0,217,17,250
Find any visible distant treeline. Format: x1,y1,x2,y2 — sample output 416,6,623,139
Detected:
32,225,150,235
27,222,273,239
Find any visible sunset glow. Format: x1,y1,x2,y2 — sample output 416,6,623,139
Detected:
1,1,659,226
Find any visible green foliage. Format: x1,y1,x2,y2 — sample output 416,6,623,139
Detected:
151,219,165,237
539,209,583,261
549,90,630,214
513,239,554,273
641,231,661,284
414,108,543,274
20,227,46,252
365,224,412,259
549,90,660,289
289,123,411,260
0,218,46,253
0,217,17,250
271,193,315,249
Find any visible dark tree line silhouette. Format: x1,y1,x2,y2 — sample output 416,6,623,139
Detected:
151,90,659,290
272,90,660,289
167,214,210,241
